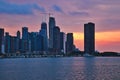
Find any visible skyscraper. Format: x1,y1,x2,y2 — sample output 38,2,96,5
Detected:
39,22,48,52
35,34,43,52
53,26,60,54
0,28,5,54
16,31,21,52
29,32,37,52
66,33,74,54
84,22,95,54
17,31,20,39
5,32,10,53
60,32,66,53
22,27,29,52
10,36,17,53
22,27,28,40
29,32,43,53
49,17,56,49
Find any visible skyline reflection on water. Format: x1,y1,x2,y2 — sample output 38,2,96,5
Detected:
0,57,120,80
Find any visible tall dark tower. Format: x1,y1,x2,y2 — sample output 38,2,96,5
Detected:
60,32,66,53
5,32,10,53
0,28,4,54
17,31,21,39
40,22,48,52
84,22,95,54
66,33,74,54
41,22,47,30
49,17,56,49
53,26,60,54
22,27,29,52
22,27,28,40
16,31,21,52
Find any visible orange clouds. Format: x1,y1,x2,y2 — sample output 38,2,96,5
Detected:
95,31,120,42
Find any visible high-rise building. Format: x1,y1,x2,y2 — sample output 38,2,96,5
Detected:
39,22,48,52
35,34,43,52
66,33,74,54
5,32,10,53
49,17,56,49
29,32,43,53
0,28,5,54
29,32,37,52
17,31,20,39
10,36,17,53
60,32,66,53
22,27,29,52
16,31,21,52
22,27,28,40
84,22,95,54
41,22,47,30
53,26,60,54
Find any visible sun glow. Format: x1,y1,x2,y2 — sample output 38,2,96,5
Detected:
73,31,120,51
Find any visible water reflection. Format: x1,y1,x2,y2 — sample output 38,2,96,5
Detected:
0,57,120,80
83,57,97,80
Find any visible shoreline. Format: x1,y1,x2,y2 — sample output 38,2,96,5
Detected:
0,55,120,59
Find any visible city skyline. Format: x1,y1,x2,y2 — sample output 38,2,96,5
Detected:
0,0,120,52
0,17,74,54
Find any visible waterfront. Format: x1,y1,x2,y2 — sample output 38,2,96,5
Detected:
0,57,120,80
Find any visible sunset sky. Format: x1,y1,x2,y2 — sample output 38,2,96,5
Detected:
0,0,120,52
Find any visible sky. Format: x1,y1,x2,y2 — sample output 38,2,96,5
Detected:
0,0,120,52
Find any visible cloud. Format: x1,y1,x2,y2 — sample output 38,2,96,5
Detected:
52,5,63,13
0,0,45,15
96,19,120,32
69,11,89,17
32,4,45,12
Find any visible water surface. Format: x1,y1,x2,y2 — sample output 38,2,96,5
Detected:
0,57,120,80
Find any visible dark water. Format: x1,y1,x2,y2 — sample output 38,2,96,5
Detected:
0,57,120,80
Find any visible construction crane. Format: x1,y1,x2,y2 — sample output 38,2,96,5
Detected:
40,12,53,22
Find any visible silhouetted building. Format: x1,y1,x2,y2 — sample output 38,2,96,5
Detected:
22,27,29,52
5,32,10,53
17,31,20,39
66,33,74,54
22,27,29,40
49,17,56,49
10,36,17,53
19,39,22,53
29,32,43,53
60,32,66,53
84,22,95,54
35,34,43,52
53,26,60,54
29,32,37,52
39,22,48,53
0,28,5,54
16,31,21,52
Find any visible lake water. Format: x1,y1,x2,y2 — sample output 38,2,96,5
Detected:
0,57,120,80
